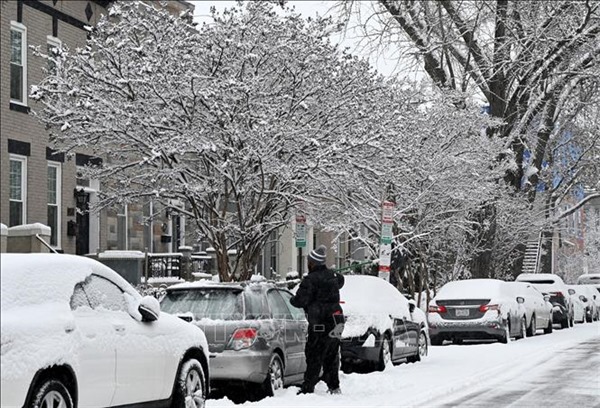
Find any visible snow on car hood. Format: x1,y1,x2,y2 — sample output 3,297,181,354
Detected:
340,275,410,338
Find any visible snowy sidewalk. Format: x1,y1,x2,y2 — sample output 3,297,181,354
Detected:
208,322,600,407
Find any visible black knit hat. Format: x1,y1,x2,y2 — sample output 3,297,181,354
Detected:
308,245,327,265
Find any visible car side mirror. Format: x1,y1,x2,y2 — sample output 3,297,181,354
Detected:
138,295,160,322
543,295,550,302
516,296,525,304
568,289,576,296
579,295,587,302
408,299,416,313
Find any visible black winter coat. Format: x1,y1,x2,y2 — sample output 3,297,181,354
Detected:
290,265,345,327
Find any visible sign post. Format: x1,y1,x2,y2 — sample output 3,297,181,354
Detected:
295,213,306,248
378,200,395,282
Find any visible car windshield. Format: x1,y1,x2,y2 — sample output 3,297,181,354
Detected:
161,288,243,320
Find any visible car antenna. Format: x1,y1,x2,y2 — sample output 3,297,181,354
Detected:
35,234,58,254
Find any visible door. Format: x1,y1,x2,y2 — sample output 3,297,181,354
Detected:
403,318,421,354
278,290,309,376
266,290,302,377
70,281,117,407
81,275,165,405
75,190,90,255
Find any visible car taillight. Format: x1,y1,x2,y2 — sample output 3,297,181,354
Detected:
428,304,447,314
551,291,564,298
229,328,258,351
479,304,500,313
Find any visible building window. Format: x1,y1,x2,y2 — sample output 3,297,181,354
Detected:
9,155,27,227
48,163,62,247
47,35,61,74
10,22,27,104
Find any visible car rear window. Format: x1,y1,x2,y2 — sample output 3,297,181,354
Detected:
519,279,556,285
161,289,243,320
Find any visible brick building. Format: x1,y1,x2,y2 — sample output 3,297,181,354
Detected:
1,0,193,255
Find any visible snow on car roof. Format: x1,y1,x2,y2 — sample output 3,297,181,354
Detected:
0,254,139,310
340,275,410,337
436,279,507,299
167,280,246,291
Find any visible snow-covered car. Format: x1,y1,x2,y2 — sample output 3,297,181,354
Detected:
428,279,526,344
506,282,553,335
568,286,587,324
574,284,600,322
339,275,428,372
0,254,209,408
516,273,574,329
160,279,307,398
576,273,600,294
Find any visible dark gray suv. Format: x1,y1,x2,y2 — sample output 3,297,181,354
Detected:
160,279,308,398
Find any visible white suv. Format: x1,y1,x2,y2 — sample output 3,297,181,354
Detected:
1,254,209,408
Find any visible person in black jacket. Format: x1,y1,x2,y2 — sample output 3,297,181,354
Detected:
290,245,345,395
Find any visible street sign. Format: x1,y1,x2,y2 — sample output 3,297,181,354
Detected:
378,200,395,281
295,213,306,248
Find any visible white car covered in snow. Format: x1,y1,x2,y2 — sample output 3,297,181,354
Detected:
339,275,428,372
0,254,209,408
516,273,574,329
506,282,553,336
428,279,526,344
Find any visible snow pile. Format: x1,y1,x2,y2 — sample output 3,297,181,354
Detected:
340,275,410,338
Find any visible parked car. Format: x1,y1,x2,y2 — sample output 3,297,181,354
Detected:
568,285,587,324
576,273,600,294
428,279,526,344
160,278,307,398
506,282,554,335
515,273,574,329
568,284,599,323
575,284,600,322
339,275,429,372
1,254,209,408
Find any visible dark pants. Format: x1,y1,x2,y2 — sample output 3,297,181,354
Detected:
300,324,342,392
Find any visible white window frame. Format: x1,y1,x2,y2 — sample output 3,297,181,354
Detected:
9,154,27,226
10,21,27,105
47,162,62,248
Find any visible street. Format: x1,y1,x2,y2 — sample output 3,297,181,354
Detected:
208,322,600,407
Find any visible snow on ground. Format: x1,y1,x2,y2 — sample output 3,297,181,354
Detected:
208,322,600,407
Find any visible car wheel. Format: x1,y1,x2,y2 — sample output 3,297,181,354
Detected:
430,335,443,346
543,316,553,334
262,354,284,397
376,335,392,371
526,314,536,337
172,358,206,408
29,379,73,408
499,319,510,344
560,315,569,329
516,316,527,340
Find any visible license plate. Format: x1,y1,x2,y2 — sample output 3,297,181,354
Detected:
455,308,470,317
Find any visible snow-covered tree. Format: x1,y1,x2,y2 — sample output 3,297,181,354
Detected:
32,1,408,281
335,0,600,276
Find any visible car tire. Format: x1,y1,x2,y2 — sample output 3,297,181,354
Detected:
172,358,206,408
560,316,569,329
526,314,536,337
430,335,443,346
376,334,392,371
29,378,73,408
407,331,427,363
261,354,284,397
499,319,510,344
543,317,553,334
516,316,527,340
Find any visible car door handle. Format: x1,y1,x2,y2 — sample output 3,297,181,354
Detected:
113,323,126,333
64,324,75,334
